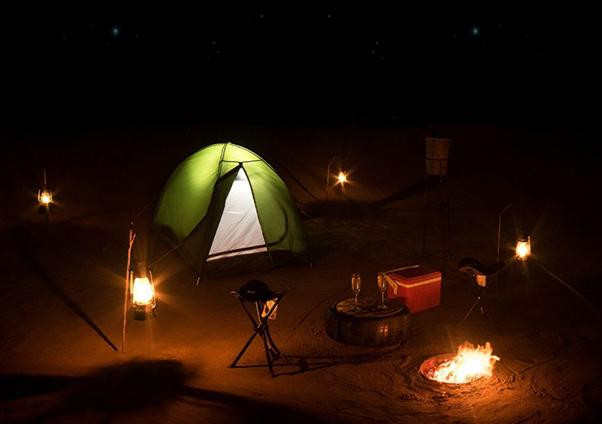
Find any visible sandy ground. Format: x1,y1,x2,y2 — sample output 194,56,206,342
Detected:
1,125,602,423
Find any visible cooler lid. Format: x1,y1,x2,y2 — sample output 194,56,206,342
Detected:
386,264,441,284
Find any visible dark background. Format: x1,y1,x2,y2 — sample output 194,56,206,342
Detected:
2,5,599,131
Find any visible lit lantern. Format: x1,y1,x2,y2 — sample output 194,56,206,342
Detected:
37,170,52,207
38,189,53,206
515,235,531,261
336,171,348,185
130,271,157,319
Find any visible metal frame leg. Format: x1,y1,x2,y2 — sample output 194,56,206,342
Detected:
229,295,284,376
230,327,261,369
460,285,488,325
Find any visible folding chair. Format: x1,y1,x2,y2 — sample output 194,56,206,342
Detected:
229,280,285,377
458,257,509,324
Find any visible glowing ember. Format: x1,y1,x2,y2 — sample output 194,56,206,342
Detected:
336,171,347,184
132,277,154,306
422,341,500,384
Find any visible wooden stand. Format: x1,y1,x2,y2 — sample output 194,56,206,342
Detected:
121,224,136,353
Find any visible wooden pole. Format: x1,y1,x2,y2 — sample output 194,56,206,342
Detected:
122,223,136,353
497,203,512,263
42,169,50,224
325,156,336,200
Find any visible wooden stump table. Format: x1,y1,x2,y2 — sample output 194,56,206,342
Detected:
325,297,410,347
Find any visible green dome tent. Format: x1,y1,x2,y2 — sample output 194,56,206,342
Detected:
153,143,306,272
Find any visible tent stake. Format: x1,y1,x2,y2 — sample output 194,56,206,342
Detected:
122,223,136,353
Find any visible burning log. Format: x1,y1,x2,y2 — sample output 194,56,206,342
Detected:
420,341,500,384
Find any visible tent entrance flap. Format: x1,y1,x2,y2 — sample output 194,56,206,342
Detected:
208,168,267,261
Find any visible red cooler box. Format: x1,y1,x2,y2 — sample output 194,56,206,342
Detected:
384,265,441,313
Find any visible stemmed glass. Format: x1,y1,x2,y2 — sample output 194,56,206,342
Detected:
377,272,388,310
351,273,362,311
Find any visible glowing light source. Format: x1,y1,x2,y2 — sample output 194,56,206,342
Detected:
516,235,531,261
38,189,53,206
421,341,500,384
130,271,157,320
336,171,348,185
38,169,52,207
325,156,348,199
132,277,154,306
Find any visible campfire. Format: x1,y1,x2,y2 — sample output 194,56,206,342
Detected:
420,341,500,384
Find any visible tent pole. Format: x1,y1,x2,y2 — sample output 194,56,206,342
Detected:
325,156,336,200
122,223,136,353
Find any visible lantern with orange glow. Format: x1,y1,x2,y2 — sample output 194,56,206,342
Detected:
336,171,348,185
130,270,157,320
37,169,53,208
515,235,531,261
37,189,53,206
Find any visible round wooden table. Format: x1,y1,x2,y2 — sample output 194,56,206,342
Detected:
325,297,410,347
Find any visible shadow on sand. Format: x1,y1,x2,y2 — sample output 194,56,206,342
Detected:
0,359,328,423
8,225,118,351
233,349,405,377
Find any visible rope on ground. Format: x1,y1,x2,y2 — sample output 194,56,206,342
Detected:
277,164,320,202
148,241,183,268
286,290,345,343
534,260,601,321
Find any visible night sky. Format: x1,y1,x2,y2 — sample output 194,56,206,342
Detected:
3,5,599,128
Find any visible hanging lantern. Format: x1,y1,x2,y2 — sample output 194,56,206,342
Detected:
336,171,348,185
515,235,531,261
130,270,157,320
37,189,53,206
37,169,53,207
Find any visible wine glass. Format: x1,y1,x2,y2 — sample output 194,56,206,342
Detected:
351,273,362,310
377,272,388,310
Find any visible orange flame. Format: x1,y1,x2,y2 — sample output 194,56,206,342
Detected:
428,341,500,384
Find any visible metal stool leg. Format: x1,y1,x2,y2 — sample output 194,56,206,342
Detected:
460,285,488,325
255,301,280,360
255,302,277,377
230,328,261,368
261,328,275,376
230,305,261,369
230,293,284,375
265,326,280,359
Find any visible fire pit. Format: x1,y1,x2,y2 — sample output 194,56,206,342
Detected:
419,341,500,384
